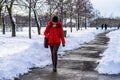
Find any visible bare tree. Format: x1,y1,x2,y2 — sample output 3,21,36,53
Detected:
32,0,46,35
0,0,4,17
65,0,74,32
59,0,63,23
83,0,93,29
5,0,16,37
1,0,97,36
45,0,59,20
75,0,85,30
33,0,40,35
16,0,46,36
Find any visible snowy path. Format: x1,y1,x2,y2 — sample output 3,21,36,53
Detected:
18,30,120,80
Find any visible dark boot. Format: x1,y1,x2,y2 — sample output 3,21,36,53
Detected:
53,63,57,72
53,66,57,72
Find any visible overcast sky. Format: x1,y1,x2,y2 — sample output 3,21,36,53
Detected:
90,0,120,17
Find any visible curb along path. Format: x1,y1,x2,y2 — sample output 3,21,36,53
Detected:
18,30,120,80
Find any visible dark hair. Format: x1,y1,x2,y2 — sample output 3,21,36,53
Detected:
52,16,58,22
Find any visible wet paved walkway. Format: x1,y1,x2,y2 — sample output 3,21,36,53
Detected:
18,30,120,80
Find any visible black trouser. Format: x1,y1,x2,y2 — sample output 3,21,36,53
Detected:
50,45,60,69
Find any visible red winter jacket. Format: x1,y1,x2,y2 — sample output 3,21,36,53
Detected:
44,21,65,46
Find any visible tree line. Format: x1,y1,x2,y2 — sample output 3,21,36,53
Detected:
0,0,98,38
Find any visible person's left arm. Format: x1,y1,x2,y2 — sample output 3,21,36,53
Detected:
59,22,65,46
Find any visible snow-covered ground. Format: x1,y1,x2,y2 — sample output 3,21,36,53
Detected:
0,27,118,79
97,29,120,74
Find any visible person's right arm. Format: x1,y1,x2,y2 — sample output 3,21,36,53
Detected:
44,22,50,39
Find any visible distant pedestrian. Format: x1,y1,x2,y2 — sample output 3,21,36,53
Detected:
44,16,65,72
118,24,120,29
101,24,104,30
104,24,107,30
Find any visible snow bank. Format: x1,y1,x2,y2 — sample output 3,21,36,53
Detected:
0,27,103,79
97,29,120,74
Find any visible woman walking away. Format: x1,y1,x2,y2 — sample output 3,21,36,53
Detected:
44,16,65,72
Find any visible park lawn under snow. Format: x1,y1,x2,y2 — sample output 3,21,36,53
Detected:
0,27,103,80
97,29,120,74
0,27,118,79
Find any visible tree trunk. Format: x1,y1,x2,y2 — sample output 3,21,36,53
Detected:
5,0,16,37
80,17,82,30
77,15,80,30
60,0,63,23
50,2,52,20
69,0,72,32
33,10,40,35
2,13,5,34
0,7,2,17
70,16,72,32
64,18,67,28
7,7,16,37
29,0,31,39
84,2,87,29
